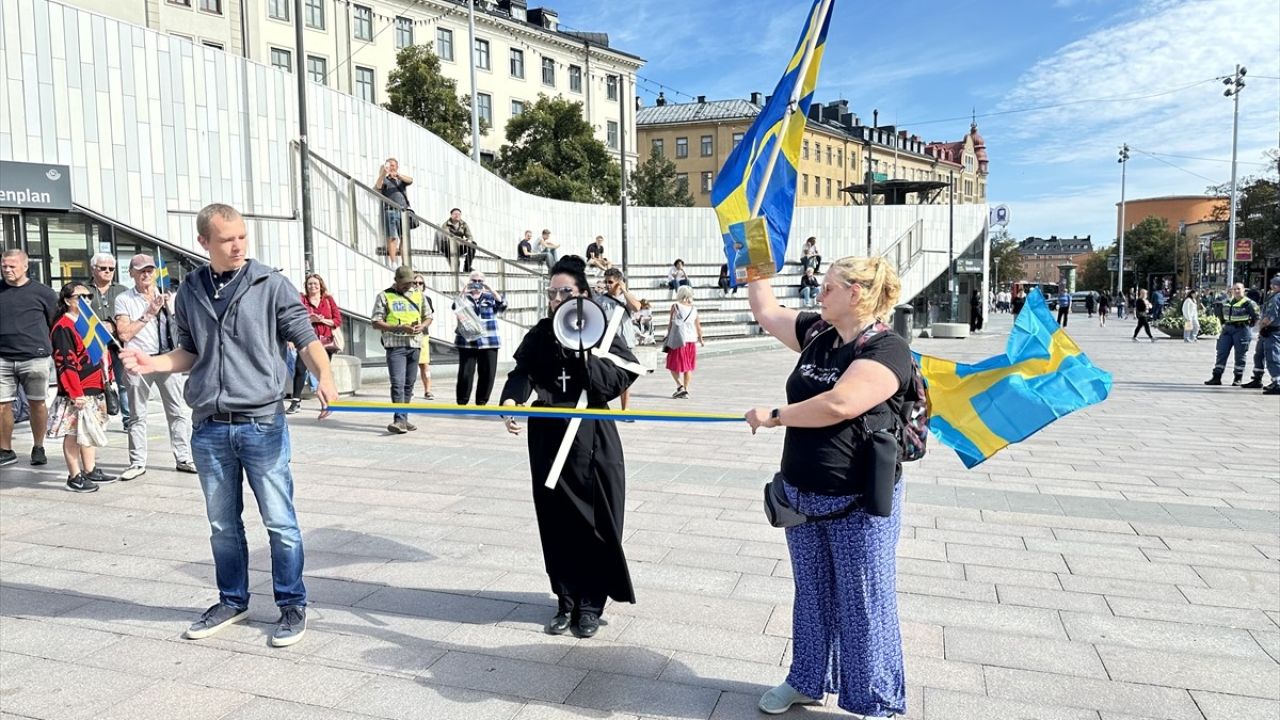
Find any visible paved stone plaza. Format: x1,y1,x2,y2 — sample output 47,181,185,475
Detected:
1,312,1277,720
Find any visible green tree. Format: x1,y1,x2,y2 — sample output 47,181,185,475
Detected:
988,230,1023,288
1079,248,1112,291
630,147,694,207
384,44,475,155
1120,215,1179,288
1208,152,1280,264
495,96,620,204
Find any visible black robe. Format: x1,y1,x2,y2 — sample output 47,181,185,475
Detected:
500,318,642,611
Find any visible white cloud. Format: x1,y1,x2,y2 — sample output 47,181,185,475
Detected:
987,0,1279,245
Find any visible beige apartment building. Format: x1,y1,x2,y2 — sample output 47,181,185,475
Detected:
62,0,644,163
636,95,989,208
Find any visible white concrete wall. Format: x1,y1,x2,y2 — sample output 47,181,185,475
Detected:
3,0,986,361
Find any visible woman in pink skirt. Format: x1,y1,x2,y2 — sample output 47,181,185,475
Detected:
664,285,704,398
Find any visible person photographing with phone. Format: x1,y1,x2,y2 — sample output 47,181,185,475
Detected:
454,271,507,405
375,158,413,266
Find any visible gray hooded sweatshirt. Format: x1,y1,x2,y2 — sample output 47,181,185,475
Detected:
174,259,318,423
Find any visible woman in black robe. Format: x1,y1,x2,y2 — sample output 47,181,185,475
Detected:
500,256,642,638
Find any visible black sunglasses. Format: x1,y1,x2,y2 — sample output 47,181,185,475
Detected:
96,266,116,271
546,287,577,299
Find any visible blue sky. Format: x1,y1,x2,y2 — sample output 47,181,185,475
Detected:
550,0,1280,247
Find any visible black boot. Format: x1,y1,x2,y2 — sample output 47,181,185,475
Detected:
1231,375,1243,387
1264,382,1280,395
545,595,573,635
1241,376,1264,389
1204,373,1223,386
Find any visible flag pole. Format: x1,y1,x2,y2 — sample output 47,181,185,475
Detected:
747,0,832,218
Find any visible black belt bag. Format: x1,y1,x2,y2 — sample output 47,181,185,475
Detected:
762,429,901,528
763,474,859,528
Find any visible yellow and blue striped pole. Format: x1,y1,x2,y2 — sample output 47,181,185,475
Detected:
327,401,740,424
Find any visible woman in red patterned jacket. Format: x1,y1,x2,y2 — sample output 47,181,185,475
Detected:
287,273,343,414
47,281,113,492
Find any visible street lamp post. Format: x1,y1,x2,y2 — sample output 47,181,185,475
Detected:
468,0,480,164
1117,143,1129,298
1223,65,1246,288
294,0,314,274
994,257,1001,293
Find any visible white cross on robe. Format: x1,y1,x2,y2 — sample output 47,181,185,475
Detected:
558,369,571,393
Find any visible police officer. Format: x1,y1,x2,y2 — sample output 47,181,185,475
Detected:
1204,282,1259,386
1243,275,1280,394
371,266,430,433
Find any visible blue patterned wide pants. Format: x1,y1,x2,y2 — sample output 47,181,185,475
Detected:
784,480,906,717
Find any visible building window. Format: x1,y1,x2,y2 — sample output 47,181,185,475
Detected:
651,138,664,156
568,65,582,93
511,99,525,116
508,48,524,78
202,40,223,49
200,0,221,13
837,149,843,167
542,57,555,87
732,132,744,149
477,93,492,125
826,178,832,198
353,5,372,41
306,55,327,85
802,140,809,160
268,0,289,21
437,28,454,61
395,17,413,49
701,171,713,193
168,0,192,6
270,47,292,72
675,137,688,158
700,135,712,157
355,67,375,102
474,39,490,70
607,121,619,149
606,75,618,101
676,173,689,194
802,174,808,195
304,0,323,29
826,146,832,164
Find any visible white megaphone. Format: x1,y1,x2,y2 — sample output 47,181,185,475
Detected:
552,296,608,353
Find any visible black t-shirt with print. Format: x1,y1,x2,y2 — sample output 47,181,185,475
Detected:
780,312,913,495
586,242,604,260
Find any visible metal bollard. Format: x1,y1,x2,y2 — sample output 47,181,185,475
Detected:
893,303,914,344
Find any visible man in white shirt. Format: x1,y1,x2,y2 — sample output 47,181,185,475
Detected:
114,253,194,480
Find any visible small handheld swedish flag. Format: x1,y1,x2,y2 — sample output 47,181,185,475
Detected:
74,296,116,367
712,0,833,286
915,289,1112,468
155,252,171,293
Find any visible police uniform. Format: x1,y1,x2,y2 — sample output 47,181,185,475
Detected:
1206,295,1260,385
1247,280,1280,393
372,281,429,429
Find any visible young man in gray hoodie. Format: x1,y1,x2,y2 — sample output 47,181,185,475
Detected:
121,203,337,648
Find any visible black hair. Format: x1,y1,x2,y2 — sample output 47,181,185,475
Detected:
450,207,461,214
673,258,684,267
551,255,590,293
59,280,87,309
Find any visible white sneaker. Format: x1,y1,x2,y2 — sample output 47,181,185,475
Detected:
758,683,821,715
119,465,146,481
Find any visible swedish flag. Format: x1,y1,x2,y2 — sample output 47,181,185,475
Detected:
916,289,1112,468
155,252,170,293
712,0,833,285
74,297,115,366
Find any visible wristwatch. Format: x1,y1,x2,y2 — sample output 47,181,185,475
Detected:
770,408,782,426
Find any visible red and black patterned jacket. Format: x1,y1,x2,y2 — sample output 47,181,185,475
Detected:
50,314,104,399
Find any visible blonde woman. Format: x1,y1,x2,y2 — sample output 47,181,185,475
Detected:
743,257,912,717
664,285,704,398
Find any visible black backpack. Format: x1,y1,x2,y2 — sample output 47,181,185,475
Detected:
802,319,930,462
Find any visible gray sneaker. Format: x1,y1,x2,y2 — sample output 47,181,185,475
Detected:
270,605,307,647
184,603,248,640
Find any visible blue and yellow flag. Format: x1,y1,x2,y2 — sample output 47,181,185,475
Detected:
712,0,833,286
916,289,1112,468
74,297,115,366
155,252,171,293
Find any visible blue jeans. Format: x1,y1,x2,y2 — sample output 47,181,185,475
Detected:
801,286,818,306
386,346,420,424
1265,333,1280,380
191,414,305,609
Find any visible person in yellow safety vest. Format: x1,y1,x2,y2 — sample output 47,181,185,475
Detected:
1204,282,1260,386
371,266,431,433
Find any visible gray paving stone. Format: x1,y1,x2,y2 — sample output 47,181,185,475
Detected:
628,562,741,597
420,650,587,703
996,585,1112,614
512,703,643,720
94,679,253,720
708,691,860,719
943,627,1106,678
1057,575,1192,602
922,687,1099,720
1060,612,1271,659
616,617,788,665
79,635,239,680
1024,538,1150,560
898,594,1065,639
1061,555,1202,586
659,548,777,576
983,666,1203,720
200,652,376,706
1189,690,1280,720
0,655,156,720
948,543,1070,573
1097,644,1279,699
335,675,526,719
963,564,1063,589
559,640,674,679
1106,595,1276,631
0,616,125,663
353,587,517,624
658,651,786,695
565,671,721,720
903,654,986,693
1193,566,1280,593
1177,586,1280,612
302,631,448,678
1052,527,1167,548
898,573,997,603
